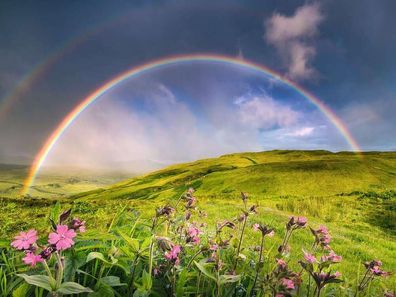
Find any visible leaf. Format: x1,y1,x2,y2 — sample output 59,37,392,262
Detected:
89,282,114,297
194,261,216,282
219,274,241,284
118,231,140,253
16,274,52,292
100,276,126,287
50,201,61,225
133,288,150,297
12,283,30,297
57,282,93,294
64,252,86,282
142,270,152,291
86,252,116,265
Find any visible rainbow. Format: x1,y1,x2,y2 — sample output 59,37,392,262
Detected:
21,53,361,195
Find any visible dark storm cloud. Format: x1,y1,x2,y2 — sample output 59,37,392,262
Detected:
0,0,395,165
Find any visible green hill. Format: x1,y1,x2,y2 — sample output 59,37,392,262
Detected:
1,150,395,285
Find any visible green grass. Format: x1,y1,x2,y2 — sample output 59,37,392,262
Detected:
0,150,395,294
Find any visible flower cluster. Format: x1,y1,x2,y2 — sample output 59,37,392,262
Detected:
11,210,85,267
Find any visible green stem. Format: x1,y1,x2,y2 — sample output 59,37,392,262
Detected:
42,260,56,291
251,234,265,296
54,252,64,290
233,215,247,271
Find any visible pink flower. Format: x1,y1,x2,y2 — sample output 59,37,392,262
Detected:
70,218,86,233
317,225,328,235
328,251,342,262
252,223,260,232
304,252,317,263
275,294,285,297
281,278,295,290
209,244,218,251
23,252,43,267
48,225,76,250
188,226,200,237
267,230,275,237
276,258,287,269
296,217,307,227
165,245,181,265
334,271,342,278
11,229,38,250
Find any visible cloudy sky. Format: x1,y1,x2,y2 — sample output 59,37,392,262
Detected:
0,0,395,171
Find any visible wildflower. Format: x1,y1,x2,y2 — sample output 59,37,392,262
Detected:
156,205,175,217
267,230,275,237
186,196,196,209
287,216,307,230
281,278,295,290
296,217,307,227
48,225,76,251
276,258,287,269
304,252,317,264
186,225,201,245
165,245,181,265
11,229,38,250
39,246,54,260
217,220,236,231
317,225,328,234
384,291,395,297
70,218,86,233
23,252,43,267
252,223,274,236
209,244,218,251
325,250,342,263
275,294,285,297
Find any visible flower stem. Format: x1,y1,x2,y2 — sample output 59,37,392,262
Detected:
233,215,247,271
251,234,265,296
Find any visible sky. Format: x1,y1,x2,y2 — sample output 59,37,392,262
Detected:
0,0,395,172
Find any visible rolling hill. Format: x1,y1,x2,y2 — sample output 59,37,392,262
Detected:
1,150,395,285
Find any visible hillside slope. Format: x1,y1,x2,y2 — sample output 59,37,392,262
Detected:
74,150,396,201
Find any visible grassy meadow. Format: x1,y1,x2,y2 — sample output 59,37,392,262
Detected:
0,150,395,296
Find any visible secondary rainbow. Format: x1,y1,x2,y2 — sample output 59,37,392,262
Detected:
21,53,362,195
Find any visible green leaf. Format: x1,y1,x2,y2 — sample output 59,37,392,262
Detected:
12,283,30,297
86,252,116,265
118,231,140,253
16,274,52,292
194,261,217,282
142,270,152,291
89,282,114,297
64,252,86,282
219,274,241,284
133,288,150,297
57,282,93,294
100,276,126,287
50,201,61,225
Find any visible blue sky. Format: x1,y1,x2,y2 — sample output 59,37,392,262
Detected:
0,0,395,168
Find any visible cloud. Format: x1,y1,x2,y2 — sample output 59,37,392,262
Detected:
265,2,324,81
286,127,315,137
235,94,299,129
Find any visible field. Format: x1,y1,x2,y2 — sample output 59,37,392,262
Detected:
0,150,395,296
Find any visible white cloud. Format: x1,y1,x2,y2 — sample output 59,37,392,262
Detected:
265,2,324,81
235,94,299,129
286,126,315,137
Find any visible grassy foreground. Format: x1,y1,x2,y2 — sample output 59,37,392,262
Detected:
0,150,395,296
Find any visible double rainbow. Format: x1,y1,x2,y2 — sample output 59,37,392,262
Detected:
21,54,361,195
